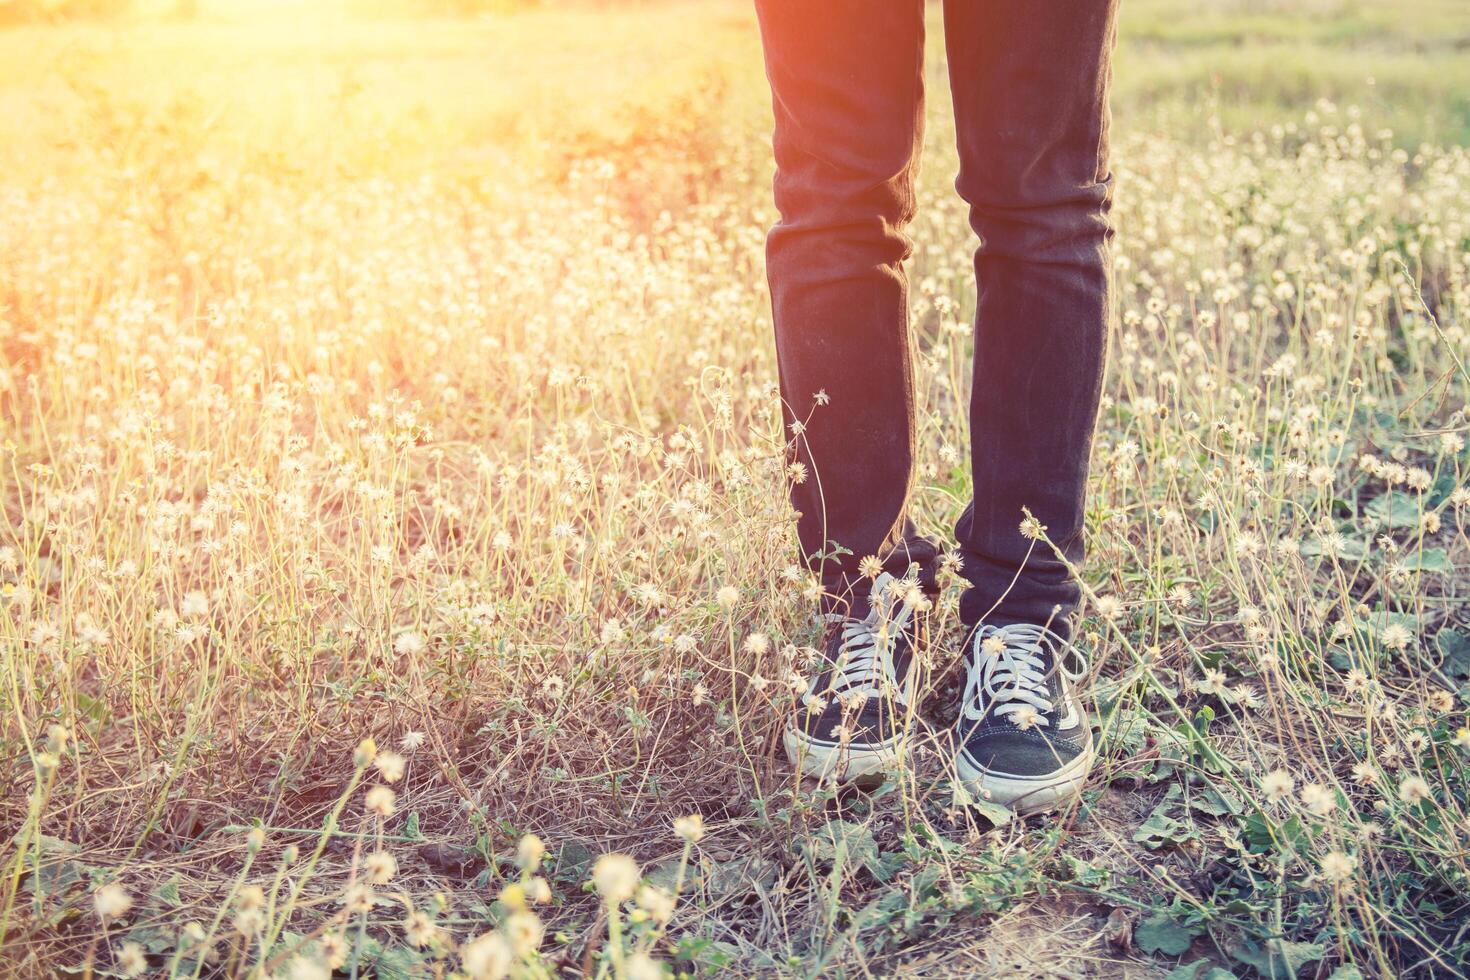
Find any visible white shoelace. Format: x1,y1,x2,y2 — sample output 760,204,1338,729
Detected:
961,623,1088,726
803,572,917,708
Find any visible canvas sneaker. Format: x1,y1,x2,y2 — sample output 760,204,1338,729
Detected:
955,622,1094,814
783,571,927,781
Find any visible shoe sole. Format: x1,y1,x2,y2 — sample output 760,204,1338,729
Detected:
956,739,1096,815
783,726,901,783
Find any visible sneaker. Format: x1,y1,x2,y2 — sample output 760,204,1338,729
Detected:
955,622,1094,814
783,572,927,782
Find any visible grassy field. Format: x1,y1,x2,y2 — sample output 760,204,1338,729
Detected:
2,0,1469,977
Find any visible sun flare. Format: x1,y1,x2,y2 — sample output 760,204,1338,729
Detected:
3,0,1470,976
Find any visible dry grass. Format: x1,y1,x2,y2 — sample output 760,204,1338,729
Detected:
1,2,1469,978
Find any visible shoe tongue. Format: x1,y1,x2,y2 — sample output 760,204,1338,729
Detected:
872,571,918,619
986,631,1056,698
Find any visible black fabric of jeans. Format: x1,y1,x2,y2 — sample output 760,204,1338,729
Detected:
755,0,1117,637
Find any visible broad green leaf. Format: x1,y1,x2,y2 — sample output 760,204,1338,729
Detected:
149,877,182,909
802,819,880,875
1364,490,1422,530
1189,786,1243,818
74,691,112,728
1136,913,1199,955
1299,536,1367,561
704,854,779,898
1435,628,1470,680
950,779,1014,827
1229,937,1325,979
1405,547,1451,573
1134,792,1197,850
1167,962,1237,980
553,840,593,881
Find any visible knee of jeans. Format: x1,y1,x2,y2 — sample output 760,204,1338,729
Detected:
767,209,914,280
769,160,917,263
962,182,1113,265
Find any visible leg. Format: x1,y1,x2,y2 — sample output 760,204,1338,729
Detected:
943,0,1119,637
754,0,940,616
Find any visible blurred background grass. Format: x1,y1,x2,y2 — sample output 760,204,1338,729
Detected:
0,0,1467,194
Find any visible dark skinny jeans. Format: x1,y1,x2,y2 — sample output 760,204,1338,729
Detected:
755,0,1119,638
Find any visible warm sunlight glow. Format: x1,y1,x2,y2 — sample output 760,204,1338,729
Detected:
2,0,1467,976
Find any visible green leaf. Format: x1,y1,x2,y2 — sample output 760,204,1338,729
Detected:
1406,547,1452,573
703,854,779,898
122,925,175,955
1300,535,1367,561
1243,812,1307,855
149,876,182,909
1167,963,1237,980
644,854,693,892
1188,786,1243,818
1064,855,1110,887
553,840,593,882
674,936,741,970
1229,937,1325,979
1327,967,1364,980
1136,913,1199,955
22,836,88,899
1364,490,1421,530
950,780,1014,827
1435,628,1470,681
74,691,112,728
802,819,880,875
1133,794,1197,850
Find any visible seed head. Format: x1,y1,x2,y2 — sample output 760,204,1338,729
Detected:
318,934,348,969
504,910,544,956
1320,851,1357,883
93,883,132,921
400,731,426,753
402,909,437,948
364,785,396,817
115,943,146,978
1299,783,1336,816
1378,623,1413,652
1261,769,1294,803
374,751,406,783
364,850,397,884
592,853,640,903
635,885,675,923
461,931,513,980
626,951,665,980
673,813,705,843
516,833,545,870
237,885,266,911
286,957,331,980
1397,775,1431,805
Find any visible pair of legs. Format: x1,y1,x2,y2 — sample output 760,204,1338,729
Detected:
756,0,1118,637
